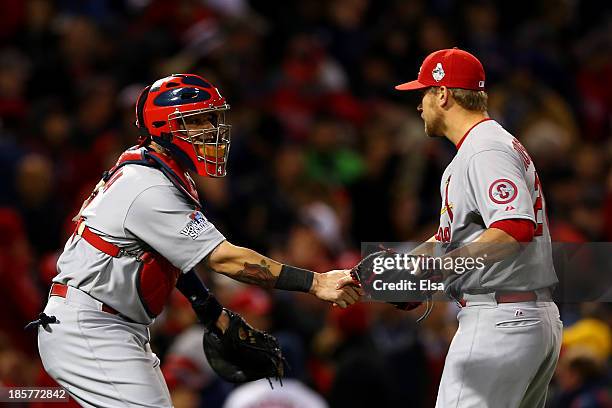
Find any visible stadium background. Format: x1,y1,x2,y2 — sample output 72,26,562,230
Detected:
0,0,610,406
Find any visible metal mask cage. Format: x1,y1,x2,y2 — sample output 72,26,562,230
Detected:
168,105,231,177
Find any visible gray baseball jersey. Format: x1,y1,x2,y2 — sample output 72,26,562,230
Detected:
54,163,225,324
435,119,558,298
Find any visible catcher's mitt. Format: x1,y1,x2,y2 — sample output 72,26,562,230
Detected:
202,310,285,386
350,247,444,323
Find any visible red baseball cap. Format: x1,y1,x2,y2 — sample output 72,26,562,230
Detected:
395,48,485,91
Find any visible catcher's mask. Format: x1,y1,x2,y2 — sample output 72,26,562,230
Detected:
135,74,231,177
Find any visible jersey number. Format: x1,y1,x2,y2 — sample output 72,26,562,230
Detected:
533,172,544,236
435,223,451,243
73,170,124,222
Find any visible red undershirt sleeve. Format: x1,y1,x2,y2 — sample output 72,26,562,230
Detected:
490,218,535,243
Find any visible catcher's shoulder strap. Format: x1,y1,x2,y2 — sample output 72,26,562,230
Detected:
72,146,201,224
106,146,201,207
143,149,201,207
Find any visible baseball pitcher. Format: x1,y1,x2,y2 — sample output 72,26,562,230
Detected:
394,49,563,407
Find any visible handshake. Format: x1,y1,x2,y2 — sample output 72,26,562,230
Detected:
312,249,445,321
309,269,364,308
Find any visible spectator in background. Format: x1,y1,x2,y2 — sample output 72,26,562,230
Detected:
13,153,64,256
562,304,612,363
574,28,612,142
370,303,432,407
0,49,30,129
0,334,36,388
487,58,577,161
223,378,328,408
0,208,42,353
305,116,363,187
551,347,612,408
162,322,233,408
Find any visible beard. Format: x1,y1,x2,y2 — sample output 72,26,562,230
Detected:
424,113,445,138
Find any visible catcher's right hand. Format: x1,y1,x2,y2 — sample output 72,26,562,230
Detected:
313,269,363,308
202,310,285,384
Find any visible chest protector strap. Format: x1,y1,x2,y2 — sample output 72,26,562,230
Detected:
73,146,202,318
108,147,201,207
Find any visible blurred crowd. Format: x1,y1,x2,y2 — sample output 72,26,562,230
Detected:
0,0,611,407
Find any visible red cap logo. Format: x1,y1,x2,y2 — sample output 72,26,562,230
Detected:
396,48,485,91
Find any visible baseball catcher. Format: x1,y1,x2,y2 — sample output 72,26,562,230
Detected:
32,74,361,408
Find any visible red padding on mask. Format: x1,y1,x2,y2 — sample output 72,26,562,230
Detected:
490,219,535,243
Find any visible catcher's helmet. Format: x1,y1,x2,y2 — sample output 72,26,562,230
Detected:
135,74,231,177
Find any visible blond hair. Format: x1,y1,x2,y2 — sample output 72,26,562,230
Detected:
449,88,488,112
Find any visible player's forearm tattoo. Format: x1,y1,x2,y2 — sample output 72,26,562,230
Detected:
233,260,277,288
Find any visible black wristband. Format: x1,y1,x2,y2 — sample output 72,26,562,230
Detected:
192,295,223,327
176,269,223,326
275,265,314,292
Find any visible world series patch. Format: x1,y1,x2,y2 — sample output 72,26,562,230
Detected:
180,211,211,239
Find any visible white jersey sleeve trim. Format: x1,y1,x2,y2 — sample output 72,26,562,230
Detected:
182,238,226,273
